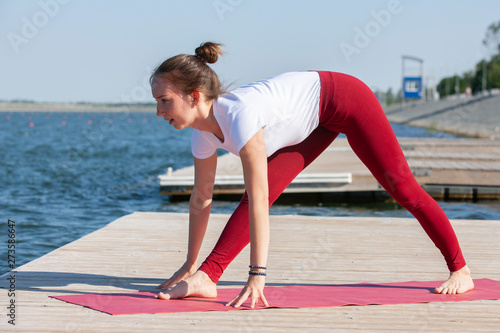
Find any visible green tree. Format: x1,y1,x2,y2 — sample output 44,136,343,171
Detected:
483,20,500,55
385,87,395,106
438,21,500,97
471,55,500,93
487,53,500,89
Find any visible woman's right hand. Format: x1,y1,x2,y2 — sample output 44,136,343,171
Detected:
156,261,197,290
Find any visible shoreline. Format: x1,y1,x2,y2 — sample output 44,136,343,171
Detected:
0,102,156,113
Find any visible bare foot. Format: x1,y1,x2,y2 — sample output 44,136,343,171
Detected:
155,270,217,300
434,265,474,294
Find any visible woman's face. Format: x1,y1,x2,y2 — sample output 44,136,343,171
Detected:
152,77,194,130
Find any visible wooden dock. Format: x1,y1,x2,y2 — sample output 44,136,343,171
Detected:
160,137,500,201
1,212,499,332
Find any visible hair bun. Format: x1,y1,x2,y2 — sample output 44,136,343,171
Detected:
195,42,224,64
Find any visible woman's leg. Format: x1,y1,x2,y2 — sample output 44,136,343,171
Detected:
198,127,339,283
325,73,468,275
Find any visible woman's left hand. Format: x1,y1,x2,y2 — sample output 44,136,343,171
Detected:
226,275,269,308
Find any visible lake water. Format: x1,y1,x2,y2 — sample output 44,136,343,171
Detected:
1,110,499,275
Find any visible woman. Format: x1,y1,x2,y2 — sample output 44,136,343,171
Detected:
151,42,474,308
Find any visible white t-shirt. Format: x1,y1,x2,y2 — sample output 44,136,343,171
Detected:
191,71,321,159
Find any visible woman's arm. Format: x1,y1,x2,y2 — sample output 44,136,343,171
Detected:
226,129,270,308
187,153,218,266
157,152,217,290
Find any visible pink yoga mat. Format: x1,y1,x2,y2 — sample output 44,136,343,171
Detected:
50,278,500,315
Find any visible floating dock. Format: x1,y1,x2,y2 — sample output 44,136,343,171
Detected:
159,138,500,202
1,212,499,332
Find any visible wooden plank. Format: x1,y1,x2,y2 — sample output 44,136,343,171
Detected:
0,212,499,332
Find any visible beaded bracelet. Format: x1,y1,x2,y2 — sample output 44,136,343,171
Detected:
249,265,267,270
249,270,267,276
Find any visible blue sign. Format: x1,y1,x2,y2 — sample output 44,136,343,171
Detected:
403,77,422,99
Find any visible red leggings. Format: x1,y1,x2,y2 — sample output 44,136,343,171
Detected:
198,71,466,283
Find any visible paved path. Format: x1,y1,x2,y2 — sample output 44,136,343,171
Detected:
385,94,500,140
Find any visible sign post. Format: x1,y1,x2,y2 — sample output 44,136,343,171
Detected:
401,55,424,106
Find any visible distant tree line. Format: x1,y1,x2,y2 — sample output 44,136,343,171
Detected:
374,87,401,107
4,99,37,104
1,99,155,107
437,20,500,98
375,20,500,106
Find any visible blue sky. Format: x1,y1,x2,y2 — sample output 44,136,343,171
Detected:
1,0,499,103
